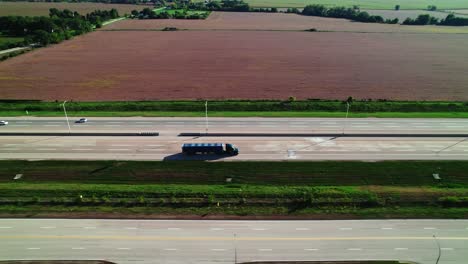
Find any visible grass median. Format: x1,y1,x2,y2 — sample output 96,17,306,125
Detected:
1,160,468,219
1,100,468,118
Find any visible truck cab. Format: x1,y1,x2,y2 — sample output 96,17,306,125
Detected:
225,143,239,155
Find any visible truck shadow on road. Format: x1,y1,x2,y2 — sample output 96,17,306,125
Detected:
163,153,228,161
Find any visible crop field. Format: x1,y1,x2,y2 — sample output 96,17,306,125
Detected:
0,36,23,46
106,12,468,33
447,9,468,15
1,29,468,101
0,2,145,16
362,9,457,21
207,0,468,9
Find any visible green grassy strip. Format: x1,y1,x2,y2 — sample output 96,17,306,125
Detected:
1,183,467,203
2,110,468,118
1,160,468,187
1,205,467,219
1,100,468,118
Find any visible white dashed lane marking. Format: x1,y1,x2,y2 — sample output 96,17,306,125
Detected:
164,248,178,251
347,248,362,251
72,247,85,250
395,248,408,250
304,248,319,251
27,248,40,250
295,228,310,231
258,249,273,251
36,148,57,151
117,248,131,250
71,149,93,151
108,149,131,151
211,249,227,251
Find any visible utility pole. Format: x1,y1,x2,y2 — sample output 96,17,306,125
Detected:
342,101,350,135
62,101,71,134
234,233,238,264
433,235,441,264
205,100,208,135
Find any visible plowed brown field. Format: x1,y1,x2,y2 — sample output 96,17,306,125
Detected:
0,2,145,16
1,30,468,101
105,12,468,34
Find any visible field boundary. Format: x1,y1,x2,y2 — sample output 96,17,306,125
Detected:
0,132,159,136
179,132,468,137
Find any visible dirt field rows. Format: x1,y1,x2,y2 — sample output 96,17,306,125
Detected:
0,2,145,16
106,12,468,34
1,30,467,101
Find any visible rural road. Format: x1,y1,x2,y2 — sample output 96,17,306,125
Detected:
0,219,467,264
1,117,468,160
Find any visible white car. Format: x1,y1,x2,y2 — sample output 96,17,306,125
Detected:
0,121,8,126
75,118,88,123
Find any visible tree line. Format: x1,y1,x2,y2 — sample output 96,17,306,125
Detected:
0,8,119,47
302,4,398,24
404,13,468,26
302,4,468,27
186,0,277,13
131,8,209,19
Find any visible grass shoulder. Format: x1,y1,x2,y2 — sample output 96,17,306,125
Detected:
1,100,468,118
1,160,467,219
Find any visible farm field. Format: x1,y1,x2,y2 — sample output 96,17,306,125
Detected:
0,2,145,16
1,30,468,101
362,9,463,21
447,9,468,15
0,36,23,46
208,0,468,9
106,12,468,33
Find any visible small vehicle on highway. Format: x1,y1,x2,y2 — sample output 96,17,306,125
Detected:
0,121,8,126
182,143,239,156
75,118,88,123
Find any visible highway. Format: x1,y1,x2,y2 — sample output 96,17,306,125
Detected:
0,219,467,264
1,117,468,134
1,117,468,160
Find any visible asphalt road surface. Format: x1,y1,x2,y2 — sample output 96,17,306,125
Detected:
1,117,468,160
1,117,468,134
0,136,467,160
0,219,467,264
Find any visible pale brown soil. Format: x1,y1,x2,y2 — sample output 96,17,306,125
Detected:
105,12,468,33
0,2,145,16
446,9,468,15
1,30,468,101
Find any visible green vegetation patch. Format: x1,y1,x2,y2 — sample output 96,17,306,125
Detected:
0,35,24,50
1,100,468,118
1,160,467,187
219,0,468,9
2,160,467,219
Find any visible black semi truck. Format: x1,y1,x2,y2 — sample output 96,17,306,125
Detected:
182,143,239,155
